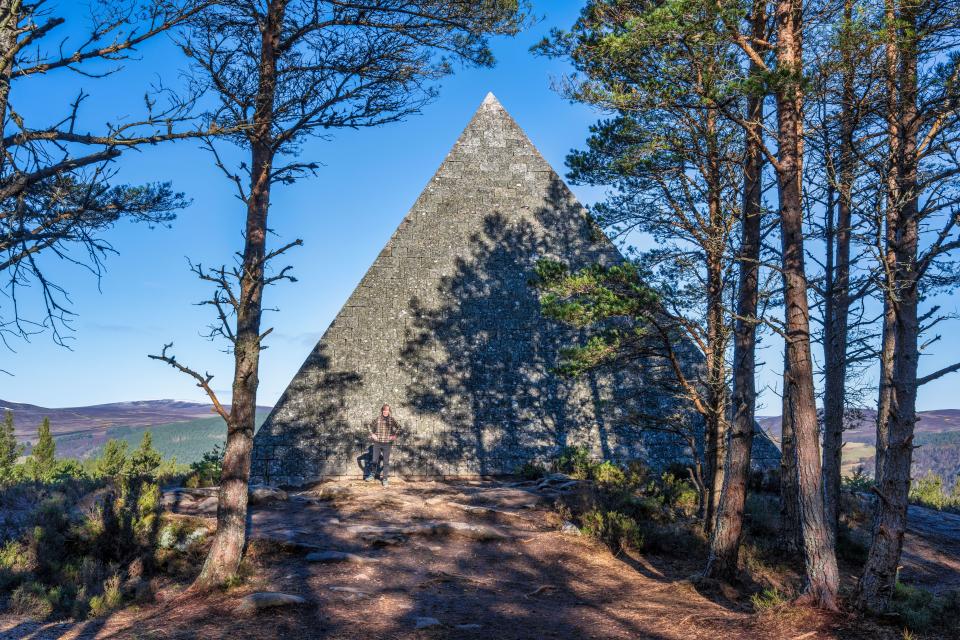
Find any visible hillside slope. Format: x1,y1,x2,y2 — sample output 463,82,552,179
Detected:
0,399,272,464
757,409,960,481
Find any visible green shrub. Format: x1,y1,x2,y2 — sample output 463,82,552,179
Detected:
892,583,938,632
909,472,953,511
590,460,627,489
8,581,54,618
658,472,699,515
70,587,90,620
0,540,31,591
0,540,31,572
52,458,87,483
0,423,209,621
750,587,788,612
516,460,546,480
579,508,645,551
134,482,162,539
186,444,224,487
842,466,874,493
553,445,592,479
87,575,123,618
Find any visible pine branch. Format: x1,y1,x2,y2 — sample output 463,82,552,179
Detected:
147,342,230,421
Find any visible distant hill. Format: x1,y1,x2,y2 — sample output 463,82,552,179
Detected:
756,408,960,442
80,414,271,465
0,399,273,465
757,409,960,482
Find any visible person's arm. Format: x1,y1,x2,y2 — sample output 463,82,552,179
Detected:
391,418,401,440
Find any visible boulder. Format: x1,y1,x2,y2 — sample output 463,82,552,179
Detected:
560,521,580,535
196,496,219,513
448,502,527,519
234,592,306,616
175,528,208,551
249,485,289,505
536,473,581,492
444,521,509,541
304,484,352,501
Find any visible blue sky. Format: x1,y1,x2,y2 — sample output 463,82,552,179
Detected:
3,1,958,414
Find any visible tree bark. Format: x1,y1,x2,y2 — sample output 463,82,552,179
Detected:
774,0,840,609
702,105,729,536
874,0,900,489
704,3,765,576
855,0,920,612
778,351,801,554
193,0,284,590
821,0,856,543
0,0,20,152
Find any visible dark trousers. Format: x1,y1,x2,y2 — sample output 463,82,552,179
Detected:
367,442,393,480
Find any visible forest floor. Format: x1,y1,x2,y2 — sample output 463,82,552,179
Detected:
2,477,958,640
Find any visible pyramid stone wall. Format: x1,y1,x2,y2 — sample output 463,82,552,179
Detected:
251,94,778,487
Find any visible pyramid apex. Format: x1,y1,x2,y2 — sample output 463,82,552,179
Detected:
481,91,501,107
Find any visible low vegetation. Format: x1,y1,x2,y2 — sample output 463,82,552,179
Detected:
4,412,960,638
908,472,960,514
0,411,215,620
538,446,703,556
528,446,960,638
842,464,960,514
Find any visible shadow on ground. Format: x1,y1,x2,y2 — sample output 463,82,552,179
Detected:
0,478,866,640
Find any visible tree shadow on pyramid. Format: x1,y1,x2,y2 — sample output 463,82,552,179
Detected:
251,346,365,482
397,177,685,477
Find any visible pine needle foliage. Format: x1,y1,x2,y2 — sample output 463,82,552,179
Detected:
533,258,663,378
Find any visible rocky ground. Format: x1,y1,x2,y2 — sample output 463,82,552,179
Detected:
2,476,958,639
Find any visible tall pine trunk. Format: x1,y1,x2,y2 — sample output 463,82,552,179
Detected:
779,351,801,553
193,0,283,589
821,0,856,541
855,0,920,612
704,6,766,575
874,0,900,488
703,106,729,535
774,0,839,609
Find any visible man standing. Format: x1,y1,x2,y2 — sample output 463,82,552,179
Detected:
365,403,401,486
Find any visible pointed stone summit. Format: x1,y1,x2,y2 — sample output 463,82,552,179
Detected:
252,94,776,485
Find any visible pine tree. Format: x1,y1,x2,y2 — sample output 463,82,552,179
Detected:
0,410,23,481
129,432,162,478
27,417,56,482
150,0,530,590
95,439,130,478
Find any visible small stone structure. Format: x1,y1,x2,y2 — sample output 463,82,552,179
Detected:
251,93,779,486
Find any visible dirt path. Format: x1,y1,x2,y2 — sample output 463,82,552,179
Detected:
2,479,957,639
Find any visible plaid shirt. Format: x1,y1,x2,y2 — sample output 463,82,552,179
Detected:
369,415,401,443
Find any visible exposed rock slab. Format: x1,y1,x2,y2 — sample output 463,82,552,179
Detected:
305,550,376,564
414,617,441,629
347,521,508,543
234,592,306,616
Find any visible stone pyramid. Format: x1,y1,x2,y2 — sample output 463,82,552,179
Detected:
251,94,777,486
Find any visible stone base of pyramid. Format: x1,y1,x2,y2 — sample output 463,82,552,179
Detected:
250,93,780,488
